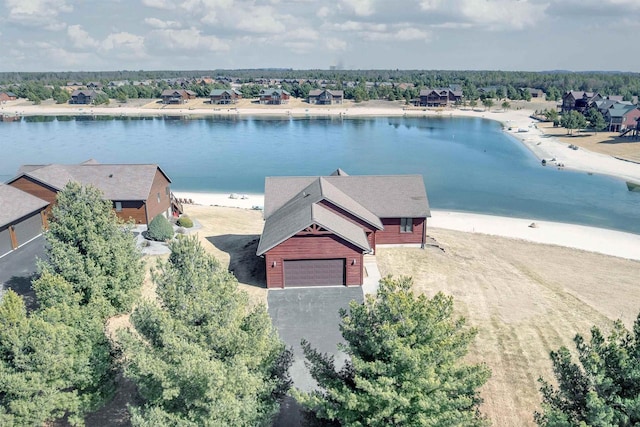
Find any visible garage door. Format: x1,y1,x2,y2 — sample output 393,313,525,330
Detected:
0,227,12,258
284,259,345,287
13,213,43,247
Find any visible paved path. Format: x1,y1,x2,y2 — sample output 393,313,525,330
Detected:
268,286,364,426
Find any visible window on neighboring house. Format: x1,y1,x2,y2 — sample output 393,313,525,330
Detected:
165,186,170,196
115,201,122,212
157,193,161,203
400,217,413,233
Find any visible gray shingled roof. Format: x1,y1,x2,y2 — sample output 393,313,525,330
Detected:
11,162,169,201
258,171,430,256
264,174,430,219
256,187,371,256
0,184,48,227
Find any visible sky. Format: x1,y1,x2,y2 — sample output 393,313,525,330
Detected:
1,0,639,72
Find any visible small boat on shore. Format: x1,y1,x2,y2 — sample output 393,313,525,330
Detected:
627,181,640,192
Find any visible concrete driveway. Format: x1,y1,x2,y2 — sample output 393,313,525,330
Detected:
0,235,46,308
268,286,364,426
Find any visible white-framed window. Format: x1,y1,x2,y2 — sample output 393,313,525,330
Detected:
115,201,122,212
157,192,161,203
165,186,170,196
400,218,413,233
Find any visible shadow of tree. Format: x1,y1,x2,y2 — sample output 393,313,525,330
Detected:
206,234,266,289
5,274,38,311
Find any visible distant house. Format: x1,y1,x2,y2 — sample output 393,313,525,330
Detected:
257,169,430,288
259,89,290,105
160,89,197,104
86,82,103,90
521,88,545,99
0,91,17,102
7,160,181,225
209,89,242,105
308,89,344,105
0,184,49,258
605,105,640,132
561,91,602,113
415,88,463,107
69,90,104,105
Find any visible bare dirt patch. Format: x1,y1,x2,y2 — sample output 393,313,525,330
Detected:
376,228,640,426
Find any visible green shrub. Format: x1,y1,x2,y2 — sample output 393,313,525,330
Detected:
177,216,193,228
147,214,173,241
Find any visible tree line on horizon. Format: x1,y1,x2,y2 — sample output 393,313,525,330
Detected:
0,183,638,425
2,69,640,105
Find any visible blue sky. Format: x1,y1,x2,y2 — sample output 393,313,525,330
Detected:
1,0,638,72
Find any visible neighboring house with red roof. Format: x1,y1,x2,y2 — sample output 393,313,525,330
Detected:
257,169,430,288
6,160,180,225
0,184,48,258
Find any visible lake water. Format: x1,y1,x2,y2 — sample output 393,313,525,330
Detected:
1,115,639,234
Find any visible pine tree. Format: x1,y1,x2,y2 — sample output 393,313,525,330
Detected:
41,182,143,316
296,276,491,427
535,316,640,426
119,236,292,426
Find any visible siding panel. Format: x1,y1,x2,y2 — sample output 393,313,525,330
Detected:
376,217,426,245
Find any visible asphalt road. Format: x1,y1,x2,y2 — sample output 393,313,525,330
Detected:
268,286,364,426
0,235,46,308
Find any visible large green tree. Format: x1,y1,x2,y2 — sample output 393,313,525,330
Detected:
119,236,292,426
41,182,143,316
561,110,587,135
296,276,491,427
535,316,640,426
586,107,608,133
0,273,115,426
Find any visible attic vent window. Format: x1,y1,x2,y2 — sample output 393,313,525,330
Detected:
108,174,113,178
303,191,309,198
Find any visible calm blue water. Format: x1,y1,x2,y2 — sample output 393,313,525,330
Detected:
1,115,639,234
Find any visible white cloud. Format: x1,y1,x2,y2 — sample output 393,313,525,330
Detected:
6,0,73,29
326,38,347,51
67,24,99,49
144,17,182,29
317,6,331,18
141,0,175,10
287,28,319,40
233,6,287,34
147,28,230,52
458,0,548,30
100,32,145,56
363,27,431,42
341,0,375,16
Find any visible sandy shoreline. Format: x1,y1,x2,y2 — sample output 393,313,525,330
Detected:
174,191,640,261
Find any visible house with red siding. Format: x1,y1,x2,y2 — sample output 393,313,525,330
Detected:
0,91,18,102
6,160,181,225
160,89,197,104
257,169,430,288
259,89,290,105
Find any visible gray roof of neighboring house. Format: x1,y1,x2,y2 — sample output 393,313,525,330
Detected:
308,89,344,97
0,184,48,227
608,105,638,118
10,161,169,201
71,89,102,97
260,89,290,96
210,89,241,96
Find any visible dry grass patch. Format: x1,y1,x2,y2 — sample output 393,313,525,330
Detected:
377,228,640,426
538,121,640,163
182,205,267,305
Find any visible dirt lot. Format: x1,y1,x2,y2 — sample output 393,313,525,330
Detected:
538,121,640,163
377,228,640,426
